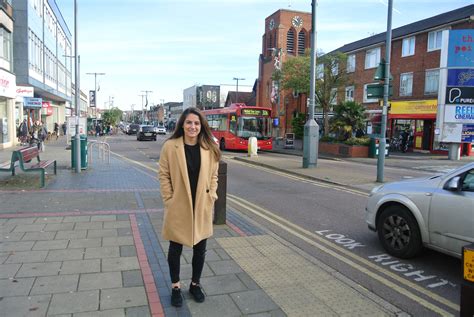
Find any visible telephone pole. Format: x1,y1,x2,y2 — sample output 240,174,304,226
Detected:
141,90,153,124
86,72,105,124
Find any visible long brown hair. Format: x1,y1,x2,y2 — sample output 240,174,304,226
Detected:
169,107,221,161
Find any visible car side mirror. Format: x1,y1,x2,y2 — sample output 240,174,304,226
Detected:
444,176,461,191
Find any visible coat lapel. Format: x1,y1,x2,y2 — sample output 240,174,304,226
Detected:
174,137,192,200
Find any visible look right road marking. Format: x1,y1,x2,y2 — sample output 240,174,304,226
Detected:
228,194,457,316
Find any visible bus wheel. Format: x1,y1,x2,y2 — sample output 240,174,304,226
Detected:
220,139,225,151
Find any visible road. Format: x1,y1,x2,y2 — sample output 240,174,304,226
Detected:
109,133,462,316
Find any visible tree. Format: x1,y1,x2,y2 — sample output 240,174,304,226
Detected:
330,101,366,141
102,107,123,127
278,51,350,135
291,112,306,139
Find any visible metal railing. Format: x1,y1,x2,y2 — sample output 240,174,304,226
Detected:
87,140,110,164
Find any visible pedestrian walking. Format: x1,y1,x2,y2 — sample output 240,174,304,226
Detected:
54,122,59,140
62,122,67,136
158,107,221,307
19,119,29,145
38,121,47,152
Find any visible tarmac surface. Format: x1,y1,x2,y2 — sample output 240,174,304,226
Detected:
1,136,472,316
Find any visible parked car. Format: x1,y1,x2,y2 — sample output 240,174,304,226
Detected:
155,126,166,135
127,124,140,135
137,125,157,141
365,162,474,259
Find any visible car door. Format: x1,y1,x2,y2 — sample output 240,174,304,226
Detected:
428,168,474,256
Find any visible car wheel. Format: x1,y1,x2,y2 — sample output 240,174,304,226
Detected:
154,137,157,141
220,138,225,151
377,205,422,258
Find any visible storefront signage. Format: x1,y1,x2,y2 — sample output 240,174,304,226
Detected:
42,102,53,116
447,69,474,87
23,97,43,109
447,30,474,68
16,86,34,102
0,69,16,99
241,109,270,116
445,87,474,105
444,105,474,123
388,100,437,115
461,124,474,142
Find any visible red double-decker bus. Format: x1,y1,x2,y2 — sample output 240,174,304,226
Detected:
202,103,273,151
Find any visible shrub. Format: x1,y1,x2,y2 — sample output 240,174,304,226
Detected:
344,137,370,146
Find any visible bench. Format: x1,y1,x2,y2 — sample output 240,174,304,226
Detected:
15,146,57,188
0,152,17,176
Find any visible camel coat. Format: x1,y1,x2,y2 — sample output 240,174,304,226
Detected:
158,137,219,247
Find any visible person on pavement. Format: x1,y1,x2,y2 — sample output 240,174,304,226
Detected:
158,107,221,307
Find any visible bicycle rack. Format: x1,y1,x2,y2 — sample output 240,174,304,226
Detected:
87,140,110,164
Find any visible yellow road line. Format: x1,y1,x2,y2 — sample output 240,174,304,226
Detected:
228,194,457,315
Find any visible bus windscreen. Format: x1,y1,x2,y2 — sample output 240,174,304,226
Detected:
236,116,272,140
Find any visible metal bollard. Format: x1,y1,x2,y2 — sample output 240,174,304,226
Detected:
213,161,227,225
461,243,474,316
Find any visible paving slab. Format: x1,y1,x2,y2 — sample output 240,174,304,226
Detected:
122,270,143,287
0,277,35,297
207,259,243,275
0,294,51,317
5,250,48,263
74,309,125,317
74,222,104,230
0,240,35,252
230,289,279,315
119,245,137,257
48,290,100,315
5,218,36,225
61,259,101,274
68,238,102,249
100,286,148,310
34,216,64,223
46,248,85,262
12,224,46,233
90,215,117,222
32,239,69,250
1,232,25,241
44,223,75,231
84,246,120,259
124,306,151,317
103,221,131,229
0,263,21,278
186,294,241,317
62,216,91,223
87,229,118,238
22,231,56,241
78,271,123,291
30,274,79,295
102,256,139,272
102,236,134,246
199,274,247,296
16,261,62,277
55,230,88,240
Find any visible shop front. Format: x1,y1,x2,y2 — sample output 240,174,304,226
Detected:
387,100,439,153
0,69,17,149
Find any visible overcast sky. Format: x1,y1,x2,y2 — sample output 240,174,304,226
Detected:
55,0,473,111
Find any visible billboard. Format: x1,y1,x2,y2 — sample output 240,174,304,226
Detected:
198,85,220,109
447,30,474,68
447,69,474,87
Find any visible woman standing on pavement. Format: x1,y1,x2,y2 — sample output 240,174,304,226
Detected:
158,107,221,307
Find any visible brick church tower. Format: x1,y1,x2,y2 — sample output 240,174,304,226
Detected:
257,9,312,138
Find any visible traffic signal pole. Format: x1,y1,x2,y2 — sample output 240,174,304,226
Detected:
376,0,393,182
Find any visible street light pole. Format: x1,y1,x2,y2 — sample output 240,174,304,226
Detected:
302,0,319,168
73,0,81,173
141,90,152,124
376,0,393,182
233,77,245,103
86,72,105,126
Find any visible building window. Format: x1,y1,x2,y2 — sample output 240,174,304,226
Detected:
424,69,439,95
330,88,337,105
346,54,355,73
287,29,295,55
428,30,443,51
400,72,413,96
316,64,323,79
298,30,306,55
332,63,338,76
364,83,379,103
0,29,12,70
345,86,354,101
365,47,380,69
402,36,415,57
268,34,273,56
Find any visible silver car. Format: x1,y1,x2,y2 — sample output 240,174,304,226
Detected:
365,162,474,258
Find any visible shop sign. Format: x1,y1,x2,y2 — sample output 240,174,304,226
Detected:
42,102,53,116
447,30,474,68
16,86,34,102
24,97,43,109
445,87,474,105
447,69,474,87
0,69,16,99
444,105,474,123
461,124,474,143
388,100,437,115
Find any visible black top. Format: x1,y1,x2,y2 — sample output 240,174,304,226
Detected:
184,143,201,210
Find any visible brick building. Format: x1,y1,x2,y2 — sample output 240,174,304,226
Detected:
333,4,474,153
256,9,312,138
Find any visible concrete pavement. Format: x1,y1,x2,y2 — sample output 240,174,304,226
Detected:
1,136,464,316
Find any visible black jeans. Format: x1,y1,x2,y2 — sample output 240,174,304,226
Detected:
168,239,207,284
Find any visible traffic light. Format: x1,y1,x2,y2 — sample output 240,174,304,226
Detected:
368,59,393,99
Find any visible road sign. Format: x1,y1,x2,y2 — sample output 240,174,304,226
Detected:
366,84,393,99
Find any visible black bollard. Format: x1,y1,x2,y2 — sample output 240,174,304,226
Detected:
461,243,474,317
213,161,227,225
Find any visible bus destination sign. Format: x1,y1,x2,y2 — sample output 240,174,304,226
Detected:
242,109,270,116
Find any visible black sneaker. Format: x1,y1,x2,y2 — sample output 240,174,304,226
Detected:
189,283,205,303
171,287,183,307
